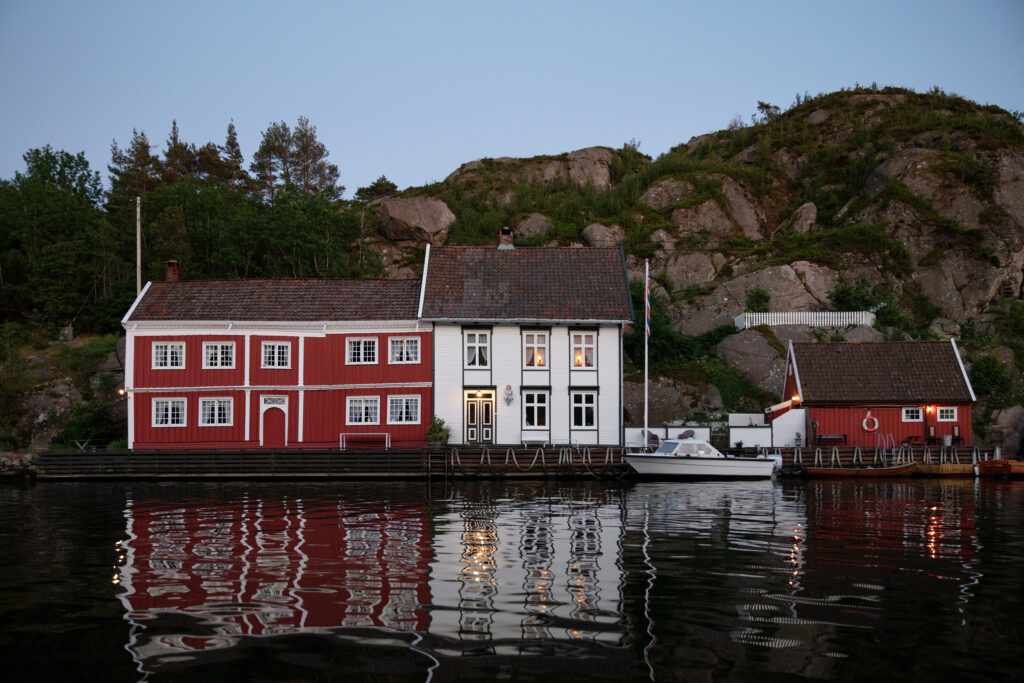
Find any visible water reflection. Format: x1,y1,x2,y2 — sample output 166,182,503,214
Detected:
102,478,1024,680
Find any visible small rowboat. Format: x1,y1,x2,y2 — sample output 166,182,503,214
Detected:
916,463,977,477
977,459,1024,478
804,463,919,478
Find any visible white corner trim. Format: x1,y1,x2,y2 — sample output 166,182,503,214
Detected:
417,243,430,319
951,338,976,402
121,281,151,326
788,339,804,401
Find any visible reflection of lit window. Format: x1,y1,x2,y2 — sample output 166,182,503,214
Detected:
524,332,547,368
571,333,595,369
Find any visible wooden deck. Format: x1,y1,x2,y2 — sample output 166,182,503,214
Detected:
773,443,995,474
33,445,630,480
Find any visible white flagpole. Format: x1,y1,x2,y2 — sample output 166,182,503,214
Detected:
644,259,649,448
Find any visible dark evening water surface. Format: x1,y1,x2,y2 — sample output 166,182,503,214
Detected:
1,478,1022,682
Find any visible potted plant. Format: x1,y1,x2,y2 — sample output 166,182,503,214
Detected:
426,416,450,450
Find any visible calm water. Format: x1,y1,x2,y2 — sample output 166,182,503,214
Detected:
1,478,1022,682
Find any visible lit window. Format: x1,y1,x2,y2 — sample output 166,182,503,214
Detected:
199,398,233,426
347,338,378,364
152,398,186,426
153,342,185,369
465,331,489,368
523,392,548,428
524,332,547,368
571,333,596,369
262,342,291,368
572,392,597,428
902,407,923,422
347,397,380,425
937,407,957,422
389,337,419,364
203,342,235,369
388,396,420,424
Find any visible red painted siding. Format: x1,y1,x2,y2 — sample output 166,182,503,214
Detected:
807,403,972,448
250,335,300,387
304,332,431,385
303,388,431,447
132,390,248,448
134,335,245,388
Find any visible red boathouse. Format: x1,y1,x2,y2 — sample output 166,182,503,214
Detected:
122,267,430,450
782,340,976,448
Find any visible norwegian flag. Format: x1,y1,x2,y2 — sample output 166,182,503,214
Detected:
644,263,651,337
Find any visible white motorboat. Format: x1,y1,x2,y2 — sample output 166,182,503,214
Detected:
624,435,781,479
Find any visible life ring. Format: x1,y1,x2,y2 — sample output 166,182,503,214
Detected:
862,414,879,433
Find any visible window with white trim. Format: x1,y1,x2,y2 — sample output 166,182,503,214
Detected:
523,332,548,368
262,342,291,368
199,398,233,426
571,332,596,369
152,398,186,426
152,342,185,369
902,407,923,422
347,338,378,364
347,396,380,425
388,395,420,424
572,391,597,429
388,337,419,364
465,331,489,368
203,342,235,369
523,392,548,428
937,407,957,422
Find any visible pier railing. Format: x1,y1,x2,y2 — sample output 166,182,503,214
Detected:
734,311,875,329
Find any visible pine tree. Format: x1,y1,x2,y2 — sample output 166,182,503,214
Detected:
220,121,248,188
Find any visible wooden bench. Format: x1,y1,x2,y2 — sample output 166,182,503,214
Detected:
339,432,391,450
817,434,846,445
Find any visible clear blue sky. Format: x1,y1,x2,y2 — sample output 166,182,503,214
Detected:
1,0,1022,197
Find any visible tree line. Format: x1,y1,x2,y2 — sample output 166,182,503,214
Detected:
0,117,398,337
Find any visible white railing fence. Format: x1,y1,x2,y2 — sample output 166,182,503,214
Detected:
734,311,875,329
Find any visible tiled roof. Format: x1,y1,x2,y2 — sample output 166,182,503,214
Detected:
792,341,974,403
420,246,633,322
127,279,421,322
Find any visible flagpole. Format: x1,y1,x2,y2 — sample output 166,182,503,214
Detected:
644,259,649,448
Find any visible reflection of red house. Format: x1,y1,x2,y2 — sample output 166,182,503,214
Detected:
783,340,975,448
118,495,433,667
122,263,430,450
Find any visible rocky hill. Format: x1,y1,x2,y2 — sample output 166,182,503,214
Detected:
368,85,1024,453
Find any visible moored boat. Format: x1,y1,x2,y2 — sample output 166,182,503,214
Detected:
624,436,780,479
977,459,1024,478
916,463,977,477
803,462,918,477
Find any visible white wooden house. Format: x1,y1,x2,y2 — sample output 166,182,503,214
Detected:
418,235,633,446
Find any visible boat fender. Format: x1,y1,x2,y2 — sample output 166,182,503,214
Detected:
862,412,879,433
766,453,783,472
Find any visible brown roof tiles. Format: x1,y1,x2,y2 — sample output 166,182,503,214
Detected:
792,341,974,403
420,246,633,322
127,279,421,322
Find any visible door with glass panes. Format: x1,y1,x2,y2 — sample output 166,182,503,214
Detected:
464,390,494,444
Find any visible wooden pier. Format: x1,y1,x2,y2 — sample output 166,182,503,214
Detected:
28,443,1006,481
32,445,631,480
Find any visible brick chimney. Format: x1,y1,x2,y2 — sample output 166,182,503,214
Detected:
165,259,180,282
498,227,514,250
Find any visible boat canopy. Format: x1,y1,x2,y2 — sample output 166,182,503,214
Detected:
655,440,717,456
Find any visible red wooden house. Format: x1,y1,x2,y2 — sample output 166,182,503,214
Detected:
122,264,430,450
782,340,976,448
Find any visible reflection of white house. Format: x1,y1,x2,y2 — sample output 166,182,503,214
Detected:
427,494,628,651
419,235,633,446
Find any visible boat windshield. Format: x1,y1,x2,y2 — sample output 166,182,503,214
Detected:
654,440,717,456
654,441,679,454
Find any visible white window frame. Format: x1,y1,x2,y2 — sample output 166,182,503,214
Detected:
261,341,291,368
199,397,233,426
937,407,958,422
571,332,596,370
571,391,597,429
152,341,186,369
902,407,923,422
347,337,378,365
152,397,187,427
388,337,420,364
523,332,548,369
387,395,421,424
523,391,548,428
202,342,235,369
465,331,490,368
346,396,380,425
